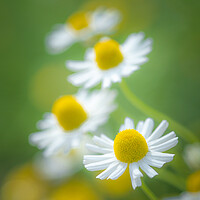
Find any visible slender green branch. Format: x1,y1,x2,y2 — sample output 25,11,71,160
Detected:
119,81,199,143
141,181,158,200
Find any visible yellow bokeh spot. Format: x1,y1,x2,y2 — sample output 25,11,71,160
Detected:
52,95,87,131
95,169,132,197
49,178,101,200
187,170,200,193
68,12,89,31
1,164,48,200
94,39,124,70
114,129,148,163
29,64,75,112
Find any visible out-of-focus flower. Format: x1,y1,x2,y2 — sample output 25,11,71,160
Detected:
163,171,200,200
163,192,200,200
186,170,200,193
46,7,121,54
29,89,117,156
48,178,102,200
1,164,48,200
66,33,152,88
183,143,200,171
33,136,91,181
84,117,178,189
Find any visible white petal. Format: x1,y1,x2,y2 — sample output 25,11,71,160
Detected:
124,117,135,129
143,156,165,168
139,160,158,178
66,60,92,71
84,75,101,88
85,158,116,171
119,124,126,132
86,143,113,154
141,118,154,138
121,66,140,77
68,70,93,86
147,120,169,142
43,138,65,157
107,162,127,180
100,134,114,144
102,78,112,88
83,153,114,164
93,136,113,148
129,163,143,189
84,48,95,61
149,137,178,152
96,162,119,180
146,152,175,163
122,33,145,53
46,25,75,54
111,74,121,83
148,131,176,147
136,121,144,132
129,163,143,177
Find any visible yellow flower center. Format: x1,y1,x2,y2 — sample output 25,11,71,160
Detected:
94,39,124,70
114,129,148,163
52,95,87,131
68,12,89,31
187,170,200,193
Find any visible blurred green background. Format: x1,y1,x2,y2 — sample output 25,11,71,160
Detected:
0,0,200,195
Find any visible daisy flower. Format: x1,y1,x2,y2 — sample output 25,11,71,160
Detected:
29,89,117,156
33,135,91,181
66,32,152,88
46,7,121,54
83,117,178,189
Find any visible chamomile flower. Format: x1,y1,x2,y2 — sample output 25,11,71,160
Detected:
66,32,152,88
46,7,121,54
83,117,178,190
29,89,117,156
33,136,90,180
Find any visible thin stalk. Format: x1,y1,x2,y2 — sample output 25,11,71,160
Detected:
119,81,199,143
141,181,158,200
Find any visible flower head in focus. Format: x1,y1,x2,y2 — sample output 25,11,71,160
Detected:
29,89,117,156
46,7,121,54
83,117,178,190
66,33,152,88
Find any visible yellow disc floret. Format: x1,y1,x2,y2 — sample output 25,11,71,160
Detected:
52,95,87,131
114,129,148,163
94,39,124,70
68,12,89,31
186,170,200,193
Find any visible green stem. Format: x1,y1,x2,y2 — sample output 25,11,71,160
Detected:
119,81,199,143
141,181,158,200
